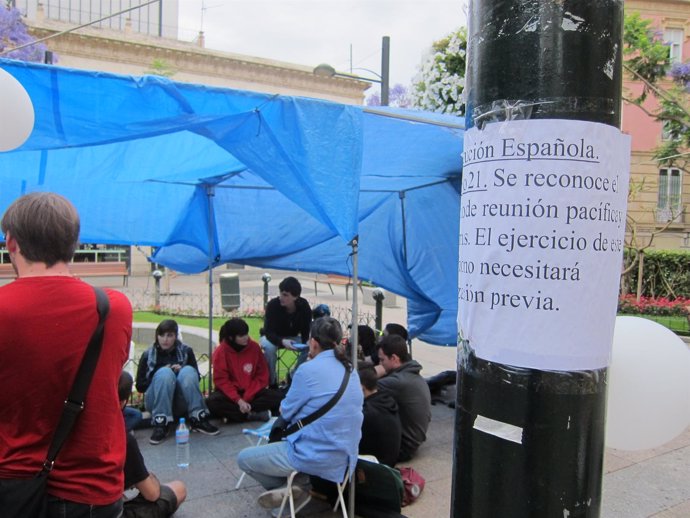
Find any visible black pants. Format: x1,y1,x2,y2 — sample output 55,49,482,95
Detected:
206,388,283,422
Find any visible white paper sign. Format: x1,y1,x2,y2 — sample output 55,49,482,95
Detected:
457,119,631,370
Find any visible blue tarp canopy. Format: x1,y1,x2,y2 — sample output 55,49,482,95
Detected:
0,59,463,345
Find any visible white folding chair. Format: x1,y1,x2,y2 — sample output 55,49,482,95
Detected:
235,416,277,489
332,467,350,518
273,470,300,518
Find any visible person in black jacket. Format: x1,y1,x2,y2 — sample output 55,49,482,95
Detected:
358,363,401,467
377,335,431,462
135,319,218,444
259,277,312,386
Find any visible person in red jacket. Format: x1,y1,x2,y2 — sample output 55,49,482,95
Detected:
206,318,284,422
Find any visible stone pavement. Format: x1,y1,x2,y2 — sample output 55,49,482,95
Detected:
107,267,689,517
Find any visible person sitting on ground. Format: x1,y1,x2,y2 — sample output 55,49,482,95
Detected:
358,362,401,467
374,322,410,376
120,366,143,432
206,318,284,423
135,319,219,444
343,324,378,364
118,372,187,518
377,334,431,462
260,276,312,387
312,303,331,320
384,322,409,341
358,325,378,364
238,317,363,516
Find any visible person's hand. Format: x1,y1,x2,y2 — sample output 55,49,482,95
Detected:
238,399,251,414
171,364,182,374
282,339,296,349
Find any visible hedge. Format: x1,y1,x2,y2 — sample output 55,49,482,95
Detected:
623,249,690,299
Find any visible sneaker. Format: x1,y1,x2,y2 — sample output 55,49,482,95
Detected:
270,492,311,517
149,416,168,445
247,410,271,422
191,411,220,436
258,485,303,509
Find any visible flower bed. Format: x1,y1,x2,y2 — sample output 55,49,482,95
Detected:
618,294,690,317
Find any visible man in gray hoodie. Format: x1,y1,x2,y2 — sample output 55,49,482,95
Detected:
377,334,431,462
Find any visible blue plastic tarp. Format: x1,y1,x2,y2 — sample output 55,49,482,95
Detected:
0,59,463,345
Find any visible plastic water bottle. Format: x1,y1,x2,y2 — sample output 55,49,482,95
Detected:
175,418,190,468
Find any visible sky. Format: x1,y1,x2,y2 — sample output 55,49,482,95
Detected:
176,0,467,88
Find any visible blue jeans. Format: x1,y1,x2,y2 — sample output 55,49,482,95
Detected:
47,496,122,518
237,441,298,490
122,406,142,432
260,336,308,386
144,366,207,424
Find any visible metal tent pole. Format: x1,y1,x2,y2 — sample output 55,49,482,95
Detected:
206,185,215,393
348,236,359,518
398,191,412,358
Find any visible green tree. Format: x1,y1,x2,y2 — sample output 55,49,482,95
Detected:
621,12,689,300
411,27,467,116
146,59,176,78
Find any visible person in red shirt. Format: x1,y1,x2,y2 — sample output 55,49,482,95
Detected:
0,192,132,517
207,318,283,422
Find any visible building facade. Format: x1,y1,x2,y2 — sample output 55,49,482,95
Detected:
622,0,690,251
13,0,179,38
18,2,370,104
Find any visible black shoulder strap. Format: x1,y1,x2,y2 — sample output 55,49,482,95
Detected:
42,287,110,473
284,364,351,436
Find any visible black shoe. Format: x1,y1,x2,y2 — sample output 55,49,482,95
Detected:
247,410,271,422
191,411,220,436
149,416,168,445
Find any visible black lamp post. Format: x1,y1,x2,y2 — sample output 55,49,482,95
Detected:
313,36,390,106
261,272,271,310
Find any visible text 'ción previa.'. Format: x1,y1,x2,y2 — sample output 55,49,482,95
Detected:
458,284,557,311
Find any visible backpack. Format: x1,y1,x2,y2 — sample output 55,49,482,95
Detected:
398,466,426,506
311,460,408,518
353,459,405,516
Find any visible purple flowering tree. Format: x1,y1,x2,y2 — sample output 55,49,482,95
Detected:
365,83,411,108
0,3,48,62
624,12,689,167
670,62,690,93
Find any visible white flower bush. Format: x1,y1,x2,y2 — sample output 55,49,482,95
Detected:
412,27,467,116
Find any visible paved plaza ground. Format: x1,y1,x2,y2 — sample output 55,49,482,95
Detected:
105,268,690,517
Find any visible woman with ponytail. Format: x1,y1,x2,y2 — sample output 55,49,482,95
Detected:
237,317,363,515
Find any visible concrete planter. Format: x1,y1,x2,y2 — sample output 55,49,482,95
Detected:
362,286,398,308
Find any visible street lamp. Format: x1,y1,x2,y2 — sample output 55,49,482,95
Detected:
152,269,163,313
261,272,272,310
313,36,390,106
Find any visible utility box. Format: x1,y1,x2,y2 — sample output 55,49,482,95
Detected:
219,272,240,311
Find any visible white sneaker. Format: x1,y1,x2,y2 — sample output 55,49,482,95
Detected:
258,485,303,509
271,492,311,517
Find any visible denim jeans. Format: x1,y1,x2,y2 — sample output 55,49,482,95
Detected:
144,366,207,424
236,441,298,490
259,336,307,386
122,406,142,432
47,495,122,518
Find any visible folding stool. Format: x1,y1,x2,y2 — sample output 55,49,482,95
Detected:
235,416,277,489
